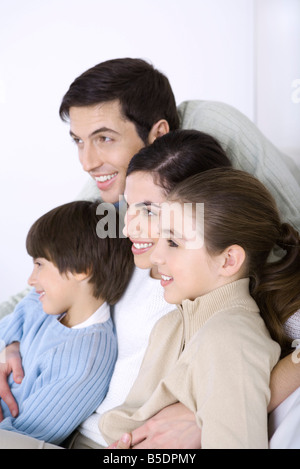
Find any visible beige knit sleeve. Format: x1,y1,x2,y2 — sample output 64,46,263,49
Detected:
189,314,280,449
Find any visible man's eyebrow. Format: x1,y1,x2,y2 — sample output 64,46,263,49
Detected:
69,127,120,139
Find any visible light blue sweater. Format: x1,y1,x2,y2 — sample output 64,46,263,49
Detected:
0,290,117,445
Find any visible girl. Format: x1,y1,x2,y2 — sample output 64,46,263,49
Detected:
101,167,300,448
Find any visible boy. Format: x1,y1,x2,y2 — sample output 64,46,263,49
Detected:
0,200,134,445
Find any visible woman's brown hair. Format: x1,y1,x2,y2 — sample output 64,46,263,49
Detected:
26,200,134,305
169,167,300,357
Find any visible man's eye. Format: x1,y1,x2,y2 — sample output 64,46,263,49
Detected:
71,137,83,145
99,136,112,143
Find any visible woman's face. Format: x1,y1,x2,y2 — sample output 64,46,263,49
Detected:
123,171,166,274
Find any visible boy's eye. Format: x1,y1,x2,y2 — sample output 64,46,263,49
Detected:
33,258,43,267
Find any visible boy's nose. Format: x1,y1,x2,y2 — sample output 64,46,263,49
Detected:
27,270,36,286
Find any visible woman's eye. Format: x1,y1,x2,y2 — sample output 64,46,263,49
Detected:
139,207,154,217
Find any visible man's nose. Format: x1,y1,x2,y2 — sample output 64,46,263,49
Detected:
80,143,102,172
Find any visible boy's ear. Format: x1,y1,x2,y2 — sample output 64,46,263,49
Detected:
148,119,169,144
73,271,91,282
219,245,246,277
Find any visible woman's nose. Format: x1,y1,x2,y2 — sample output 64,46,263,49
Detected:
150,237,165,266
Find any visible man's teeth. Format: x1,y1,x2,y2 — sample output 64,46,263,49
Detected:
133,242,153,250
161,274,172,281
40,291,45,297
95,173,117,182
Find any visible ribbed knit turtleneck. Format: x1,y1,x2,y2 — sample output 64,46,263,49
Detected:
177,278,258,343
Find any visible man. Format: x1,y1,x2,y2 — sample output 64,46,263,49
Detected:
0,57,300,449
59,57,178,205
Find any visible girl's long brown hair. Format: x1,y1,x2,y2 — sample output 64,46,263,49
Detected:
170,168,300,357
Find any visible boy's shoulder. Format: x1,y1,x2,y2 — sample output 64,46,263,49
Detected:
16,289,45,316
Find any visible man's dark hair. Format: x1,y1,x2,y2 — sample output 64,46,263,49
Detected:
59,58,179,143
26,200,134,304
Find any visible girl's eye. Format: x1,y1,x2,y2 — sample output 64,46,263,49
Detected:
167,239,178,248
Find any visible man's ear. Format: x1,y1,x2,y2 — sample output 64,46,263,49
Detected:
219,245,246,278
148,119,169,144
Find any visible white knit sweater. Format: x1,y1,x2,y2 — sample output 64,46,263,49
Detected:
78,266,175,446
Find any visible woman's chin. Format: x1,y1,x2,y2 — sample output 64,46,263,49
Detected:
133,254,152,270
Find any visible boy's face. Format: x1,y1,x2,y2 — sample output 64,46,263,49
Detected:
69,100,146,204
28,258,81,316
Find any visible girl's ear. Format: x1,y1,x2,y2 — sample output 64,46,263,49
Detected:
148,119,169,144
220,245,246,278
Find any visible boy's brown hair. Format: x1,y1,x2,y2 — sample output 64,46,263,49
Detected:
26,200,134,304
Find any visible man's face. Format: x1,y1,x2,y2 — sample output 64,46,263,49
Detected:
69,100,146,203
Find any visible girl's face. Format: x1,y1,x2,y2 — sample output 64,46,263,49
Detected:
150,202,225,304
123,171,166,273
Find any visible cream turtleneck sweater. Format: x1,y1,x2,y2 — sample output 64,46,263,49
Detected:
100,278,280,449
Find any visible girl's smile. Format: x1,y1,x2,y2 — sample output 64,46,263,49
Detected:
150,203,228,304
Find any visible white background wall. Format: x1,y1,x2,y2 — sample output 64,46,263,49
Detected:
0,0,299,302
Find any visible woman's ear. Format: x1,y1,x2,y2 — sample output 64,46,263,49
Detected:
220,245,246,278
148,119,170,144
